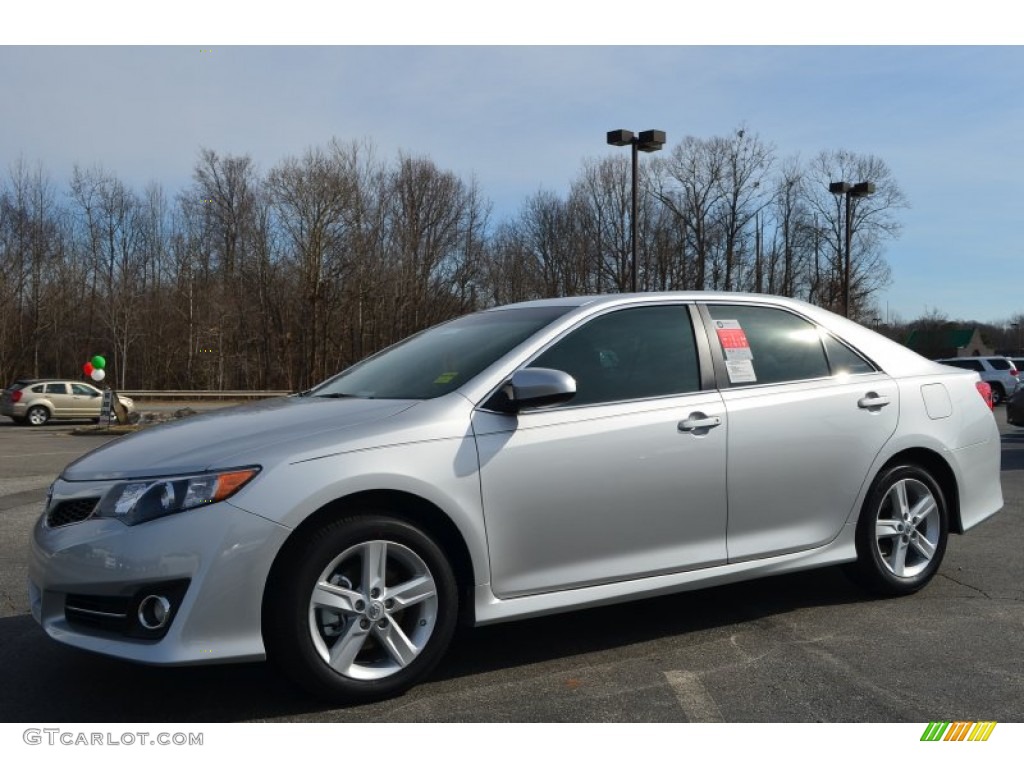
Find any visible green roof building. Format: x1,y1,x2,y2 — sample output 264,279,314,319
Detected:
904,328,993,360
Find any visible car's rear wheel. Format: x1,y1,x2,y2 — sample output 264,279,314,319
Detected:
263,514,458,702
848,464,948,595
26,406,50,427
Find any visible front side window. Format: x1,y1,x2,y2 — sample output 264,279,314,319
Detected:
708,305,830,386
70,383,97,396
529,305,700,407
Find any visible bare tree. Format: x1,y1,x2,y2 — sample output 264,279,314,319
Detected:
803,150,908,319
268,145,355,387
69,166,147,388
651,135,726,290
714,128,774,291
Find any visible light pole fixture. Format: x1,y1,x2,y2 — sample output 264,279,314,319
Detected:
607,129,666,292
829,180,875,318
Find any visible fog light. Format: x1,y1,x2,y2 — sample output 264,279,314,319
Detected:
137,595,172,630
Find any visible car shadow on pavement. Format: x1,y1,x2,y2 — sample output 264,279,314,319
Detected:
0,566,875,722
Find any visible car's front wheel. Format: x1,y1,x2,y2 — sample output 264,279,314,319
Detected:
848,464,949,595
263,514,458,702
26,406,50,427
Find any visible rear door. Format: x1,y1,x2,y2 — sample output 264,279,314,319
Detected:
701,303,899,562
43,382,72,418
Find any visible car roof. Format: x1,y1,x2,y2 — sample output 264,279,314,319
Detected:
492,291,819,311
7,378,96,387
935,356,1009,362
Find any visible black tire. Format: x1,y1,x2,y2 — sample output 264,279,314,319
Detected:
847,464,948,596
26,406,50,427
263,513,458,703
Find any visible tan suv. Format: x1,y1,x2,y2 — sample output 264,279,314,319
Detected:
1,379,134,426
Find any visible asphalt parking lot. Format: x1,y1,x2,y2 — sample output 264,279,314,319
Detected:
0,409,1021,722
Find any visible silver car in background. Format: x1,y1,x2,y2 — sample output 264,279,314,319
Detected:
29,293,1003,702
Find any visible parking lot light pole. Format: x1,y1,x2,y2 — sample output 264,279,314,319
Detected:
1013,322,1020,355
829,180,875,318
607,129,666,293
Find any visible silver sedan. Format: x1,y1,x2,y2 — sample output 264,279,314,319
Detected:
28,293,1003,702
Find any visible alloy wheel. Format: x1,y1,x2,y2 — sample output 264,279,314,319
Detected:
873,477,940,579
27,407,49,426
307,539,439,681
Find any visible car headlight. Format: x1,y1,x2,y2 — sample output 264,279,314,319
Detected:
95,467,260,526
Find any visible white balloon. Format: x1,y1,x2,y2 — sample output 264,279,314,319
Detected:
91,368,106,382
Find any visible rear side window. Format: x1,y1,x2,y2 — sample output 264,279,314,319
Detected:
707,305,830,386
988,359,1011,370
44,383,67,395
30,384,45,393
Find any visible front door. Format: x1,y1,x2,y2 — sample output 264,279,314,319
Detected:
473,303,729,598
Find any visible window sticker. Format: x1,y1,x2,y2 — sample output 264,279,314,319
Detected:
726,360,757,383
714,319,753,361
433,372,459,384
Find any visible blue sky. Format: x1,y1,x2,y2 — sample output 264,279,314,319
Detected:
2,9,1021,324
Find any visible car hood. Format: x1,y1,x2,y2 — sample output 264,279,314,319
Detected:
61,396,419,481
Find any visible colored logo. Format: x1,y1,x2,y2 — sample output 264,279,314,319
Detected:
921,722,997,742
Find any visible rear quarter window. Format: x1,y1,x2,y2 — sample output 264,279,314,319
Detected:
822,335,875,375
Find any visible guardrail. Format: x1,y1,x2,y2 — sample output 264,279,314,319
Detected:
118,390,291,400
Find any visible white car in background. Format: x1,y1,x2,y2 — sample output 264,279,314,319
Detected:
29,293,1003,702
934,356,1019,405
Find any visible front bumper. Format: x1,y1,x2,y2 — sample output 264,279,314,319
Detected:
29,480,291,665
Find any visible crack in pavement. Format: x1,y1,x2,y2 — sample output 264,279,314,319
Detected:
938,572,993,599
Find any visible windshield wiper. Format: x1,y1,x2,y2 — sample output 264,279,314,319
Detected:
314,392,361,399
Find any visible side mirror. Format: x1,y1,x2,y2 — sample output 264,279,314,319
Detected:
500,368,577,411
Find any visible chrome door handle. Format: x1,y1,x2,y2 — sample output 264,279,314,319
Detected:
678,414,722,432
857,394,891,409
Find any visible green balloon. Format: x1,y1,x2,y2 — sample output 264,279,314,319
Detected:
91,355,106,370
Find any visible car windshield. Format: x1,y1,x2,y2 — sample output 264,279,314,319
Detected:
310,306,573,400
